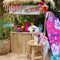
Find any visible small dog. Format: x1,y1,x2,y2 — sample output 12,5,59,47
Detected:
37,32,50,58
33,32,50,58
28,25,39,44
28,25,50,58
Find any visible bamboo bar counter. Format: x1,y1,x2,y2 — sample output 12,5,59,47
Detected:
10,32,33,54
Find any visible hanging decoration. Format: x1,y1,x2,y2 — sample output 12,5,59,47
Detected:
39,2,48,14
7,4,24,14
24,7,39,13
24,2,48,14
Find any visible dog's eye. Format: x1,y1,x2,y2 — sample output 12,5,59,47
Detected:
33,28,36,30
32,28,36,29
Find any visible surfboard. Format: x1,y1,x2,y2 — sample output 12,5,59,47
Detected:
46,17,60,56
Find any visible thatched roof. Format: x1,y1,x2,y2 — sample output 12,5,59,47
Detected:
3,0,42,8
3,0,42,3
3,0,41,6
3,0,55,9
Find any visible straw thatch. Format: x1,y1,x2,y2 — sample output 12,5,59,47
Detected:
45,0,55,9
3,0,55,9
3,0,41,7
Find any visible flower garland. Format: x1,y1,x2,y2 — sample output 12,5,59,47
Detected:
7,4,24,14
24,2,48,14
39,2,48,14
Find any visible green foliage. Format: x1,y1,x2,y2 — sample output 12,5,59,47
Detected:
0,17,11,40
47,1,60,19
35,14,45,26
19,2,34,5
14,15,36,23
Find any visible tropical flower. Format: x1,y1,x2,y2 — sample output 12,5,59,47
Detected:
51,44,59,56
54,19,60,30
43,36,48,40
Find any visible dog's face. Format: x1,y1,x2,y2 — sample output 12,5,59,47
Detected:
28,25,39,33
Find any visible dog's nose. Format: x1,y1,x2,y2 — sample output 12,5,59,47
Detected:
33,29,35,32
38,34,40,38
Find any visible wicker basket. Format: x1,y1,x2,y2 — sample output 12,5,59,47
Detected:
0,39,10,55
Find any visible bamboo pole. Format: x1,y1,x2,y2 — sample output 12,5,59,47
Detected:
10,15,13,32
10,14,13,57
44,14,46,35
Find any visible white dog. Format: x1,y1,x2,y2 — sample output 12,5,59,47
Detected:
28,25,50,58
28,25,39,44
33,32,50,58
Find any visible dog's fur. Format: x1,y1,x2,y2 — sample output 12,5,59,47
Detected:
33,32,50,58
28,25,39,33
28,25,39,44
28,25,50,58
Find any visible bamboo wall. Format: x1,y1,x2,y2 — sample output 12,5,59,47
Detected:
10,32,33,54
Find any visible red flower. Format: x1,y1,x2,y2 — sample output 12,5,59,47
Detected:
40,2,45,7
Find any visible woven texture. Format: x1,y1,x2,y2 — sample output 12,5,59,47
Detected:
0,39,10,55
